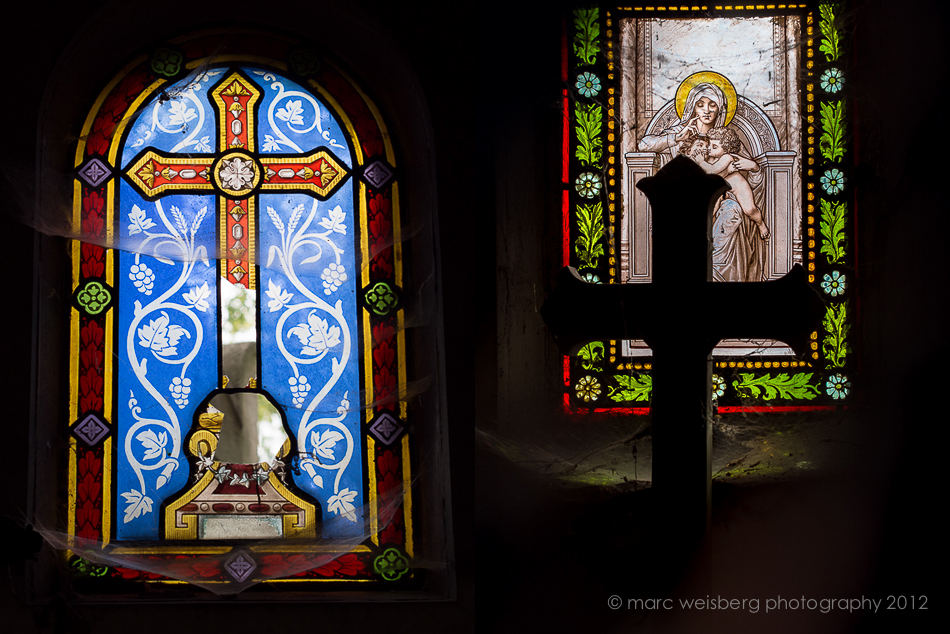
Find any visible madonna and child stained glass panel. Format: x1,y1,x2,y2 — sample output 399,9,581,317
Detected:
562,3,853,413
66,31,419,592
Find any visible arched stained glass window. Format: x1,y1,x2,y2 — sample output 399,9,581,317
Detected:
53,28,448,595
111,64,366,541
560,2,854,414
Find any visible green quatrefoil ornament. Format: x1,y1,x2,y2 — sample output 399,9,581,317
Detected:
365,282,399,316
76,281,112,315
373,547,410,581
151,47,183,78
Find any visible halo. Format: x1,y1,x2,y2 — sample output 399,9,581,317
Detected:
674,71,738,127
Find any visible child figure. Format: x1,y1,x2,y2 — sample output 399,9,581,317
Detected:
678,133,710,163
702,127,770,240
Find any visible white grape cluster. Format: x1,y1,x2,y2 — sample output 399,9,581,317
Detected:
321,263,347,295
129,262,155,295
289,375,311,408
169,376,192,408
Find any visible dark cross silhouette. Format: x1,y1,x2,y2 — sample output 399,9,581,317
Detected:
542,155,824,546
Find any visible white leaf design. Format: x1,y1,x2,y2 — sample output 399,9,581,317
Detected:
262,134,282,152
317,205,347,235
327,488,358,522
288,311,341,356
276,99,305,126
193,135,212,152
195,245,209,267
265,279,293,312
182,281,211,312
137,429,168,461
137,311,190,357
266,244,282,269
120,489,154,523
299,252,323,266
164,325,188,355
167,100,198,127
127,204,157,235
311,429,344,461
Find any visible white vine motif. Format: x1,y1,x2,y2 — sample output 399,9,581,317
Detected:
265,279,293,312
264,199,354,497
320,263,348,295
298,395,354,501
129,255,155,295
327,488,359,522
129,70,222,152
289,375,310,408
120,201,210,524
255,71,346,152
169,376,191,408
288,311,342,358
182,281,211,312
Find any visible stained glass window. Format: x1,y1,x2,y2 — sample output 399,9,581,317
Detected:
562,2,853,413
60,29,442,594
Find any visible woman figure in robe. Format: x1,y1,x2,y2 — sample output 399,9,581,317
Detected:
637,73,768,281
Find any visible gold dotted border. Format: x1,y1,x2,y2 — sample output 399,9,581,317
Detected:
616,4,808,10
582,8,822,383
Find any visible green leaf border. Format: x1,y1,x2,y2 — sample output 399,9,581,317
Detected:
573,8,601,66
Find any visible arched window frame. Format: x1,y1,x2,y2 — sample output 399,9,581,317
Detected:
30,13,452,600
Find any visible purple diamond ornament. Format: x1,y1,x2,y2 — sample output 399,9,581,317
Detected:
78,158,112,188
369,412,403,445
224,552,256,582
73,413,110,446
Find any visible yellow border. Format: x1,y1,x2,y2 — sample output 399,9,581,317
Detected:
102,197,115,545
250,544,372,553
625,4,806,10
266,578,375,583
71,48,411,583
75,55,149,164
67,438,77,550
247,197,256,290
368,437,378,545
185,55,286,71
401,435,413,557
110,546,231,555
392,182,403,288
398,309,407,420
337,67,393,167
308,80,365,168
108,77,168,167
164,470,215,540
219,197,228,286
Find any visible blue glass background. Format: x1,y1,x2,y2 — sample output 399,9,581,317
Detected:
116,186,218,539
114,64,361,539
